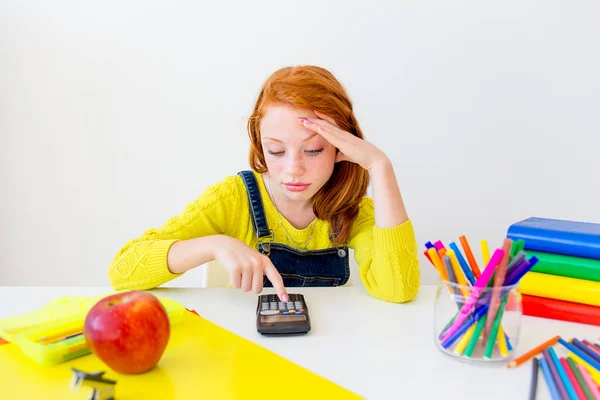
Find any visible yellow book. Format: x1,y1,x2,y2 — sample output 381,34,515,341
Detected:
0,309,361,399
519,272,600,307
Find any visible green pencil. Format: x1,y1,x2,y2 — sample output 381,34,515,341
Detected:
567,357,594,400
464,314,487,357
484,295,509,359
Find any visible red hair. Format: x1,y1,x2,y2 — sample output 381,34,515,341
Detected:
247,66,370,245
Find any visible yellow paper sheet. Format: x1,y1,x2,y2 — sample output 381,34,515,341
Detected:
0,311,361,399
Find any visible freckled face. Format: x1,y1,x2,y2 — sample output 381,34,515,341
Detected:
260,105,337,202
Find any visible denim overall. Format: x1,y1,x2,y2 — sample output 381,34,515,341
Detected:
238,170,350,287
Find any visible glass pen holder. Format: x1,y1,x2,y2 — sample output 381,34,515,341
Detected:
433,280,523,363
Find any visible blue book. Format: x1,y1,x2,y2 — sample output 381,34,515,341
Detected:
507,217,600,260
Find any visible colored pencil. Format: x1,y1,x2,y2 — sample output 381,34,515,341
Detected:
488,251,525,289
442,255,464,307
504,257,530,285
509,256,539,283
434,240,446,250
464,315,487,358
43,332,83,345
484,295,509,359
568,353,600,386
573,338,600,365
529,357,539,400
454,324,476,355
578,364,600,399
559,338,600,371
483,238,512,343
36,328,83,345
423,250,433,264
568,357,595,400
480,239,491,266
430,244,513,353
441,305,488,348
448,242,476,285
540,357,562,400
508,336,560,368
548,347,578,400
427,247,449,282
496,325,509,357
510,239,525,259
542,348,569,400
583,340,600,355
440,249,503,343
459,235,481,279
560,357,587,400
446,250,469,286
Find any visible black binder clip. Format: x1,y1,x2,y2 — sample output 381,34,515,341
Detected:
70,368,117,400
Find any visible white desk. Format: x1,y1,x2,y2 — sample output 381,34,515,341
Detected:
1,285,597,400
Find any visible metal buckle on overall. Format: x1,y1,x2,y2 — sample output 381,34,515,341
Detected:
329,232,347,258
258,230,275,256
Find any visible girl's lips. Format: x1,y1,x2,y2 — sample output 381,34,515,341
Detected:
284,183,311,192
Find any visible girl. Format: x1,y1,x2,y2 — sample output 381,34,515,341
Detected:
108,65,420,303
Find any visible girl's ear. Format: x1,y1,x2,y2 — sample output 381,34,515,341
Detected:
335,150,348,163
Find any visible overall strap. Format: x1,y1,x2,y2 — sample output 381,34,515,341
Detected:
237,170,272,240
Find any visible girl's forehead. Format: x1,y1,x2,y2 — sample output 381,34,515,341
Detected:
261,105,318,143
262,105,314,124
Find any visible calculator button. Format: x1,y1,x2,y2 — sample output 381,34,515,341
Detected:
282,311,290,315
288,310,295,313
297,309,304,313
260,310,280,315
261,304,269,310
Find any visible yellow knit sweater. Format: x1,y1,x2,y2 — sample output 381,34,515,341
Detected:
108,171,420,303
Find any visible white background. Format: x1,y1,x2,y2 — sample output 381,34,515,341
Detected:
2,1,599,287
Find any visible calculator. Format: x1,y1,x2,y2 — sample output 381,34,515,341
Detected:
256,293,311,335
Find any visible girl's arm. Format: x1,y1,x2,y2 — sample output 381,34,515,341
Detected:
167,235,227,274
368,158,409,227
300,113,420,302
349,199,420,303
108,176,241,290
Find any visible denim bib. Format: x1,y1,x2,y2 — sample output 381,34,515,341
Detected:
238,171,349,287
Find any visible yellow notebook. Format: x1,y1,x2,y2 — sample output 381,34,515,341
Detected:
519,272,600,306
0,309,361,399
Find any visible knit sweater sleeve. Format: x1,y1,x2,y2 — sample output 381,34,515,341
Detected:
108,175,243,290
348,198,420,303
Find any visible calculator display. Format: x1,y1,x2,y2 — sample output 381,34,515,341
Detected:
261,315,306,323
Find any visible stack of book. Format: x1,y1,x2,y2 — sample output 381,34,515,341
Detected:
507,217,600,326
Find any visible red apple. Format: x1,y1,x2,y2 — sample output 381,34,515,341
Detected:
84,290,170,374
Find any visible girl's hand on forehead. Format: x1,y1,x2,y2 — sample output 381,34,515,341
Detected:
298,111,389,172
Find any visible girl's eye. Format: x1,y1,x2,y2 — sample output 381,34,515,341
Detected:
305,148,324,156
268,150,285,156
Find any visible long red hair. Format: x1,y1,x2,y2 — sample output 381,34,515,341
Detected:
247,66,370,245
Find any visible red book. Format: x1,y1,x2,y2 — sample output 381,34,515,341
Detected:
522,294,600,326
